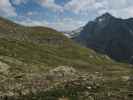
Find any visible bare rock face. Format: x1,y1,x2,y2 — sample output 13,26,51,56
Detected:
74,13,133,63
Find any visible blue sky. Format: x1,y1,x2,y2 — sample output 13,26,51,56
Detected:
0,0,133,31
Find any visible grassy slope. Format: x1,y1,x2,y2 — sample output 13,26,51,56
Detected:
0,16,131,78
0,17,116,70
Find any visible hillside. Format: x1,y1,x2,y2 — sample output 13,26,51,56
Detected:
0,17,132,100
0,16,117,68
74,13,133,63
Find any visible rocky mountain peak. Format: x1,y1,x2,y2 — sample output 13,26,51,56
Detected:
96,13,114,23
74,12,133,63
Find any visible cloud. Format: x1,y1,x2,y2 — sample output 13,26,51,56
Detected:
16,17,86,31
64,0,133,19
26,11,35,16
11,0,28,5
65,0,96,14
38,0,63,12
36,0,133,19
0,0,17,17
7,0,133,31
95,0,133,19
48,18,86,31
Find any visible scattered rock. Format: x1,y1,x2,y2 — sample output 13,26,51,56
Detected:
46,66,78,80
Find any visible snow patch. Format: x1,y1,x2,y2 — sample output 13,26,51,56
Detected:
98,18,104,22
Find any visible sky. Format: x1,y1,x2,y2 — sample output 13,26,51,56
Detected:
0,0,133,31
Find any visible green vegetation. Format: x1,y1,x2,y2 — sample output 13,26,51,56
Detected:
0,16,118,71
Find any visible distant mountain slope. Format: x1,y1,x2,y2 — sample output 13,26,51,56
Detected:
74,13,133,63
64,27,83,38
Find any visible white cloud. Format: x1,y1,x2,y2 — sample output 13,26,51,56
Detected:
64,0,133,19
107,6,133,19
26,11,34,16
0,0,16,17
16,17,86,31
38,0,63,12
65,0,96,14
36,0,133,19
9,0,133,31
48,18,86,31
96,0,133,19
11,0,28,5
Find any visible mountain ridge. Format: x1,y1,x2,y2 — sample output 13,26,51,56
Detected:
74,13,133,63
